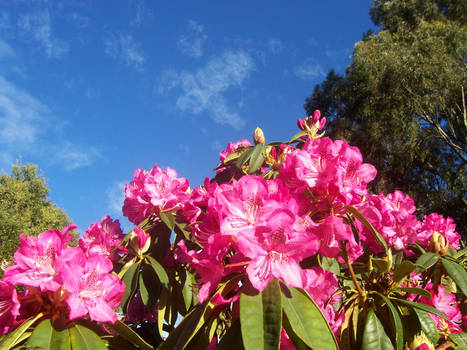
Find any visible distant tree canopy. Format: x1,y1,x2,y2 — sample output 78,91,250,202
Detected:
0,163,72,264
305,0,467,236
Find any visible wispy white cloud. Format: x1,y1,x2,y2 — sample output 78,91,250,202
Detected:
18,11,69,58
0,39,14,59
105,33,145,69
294,59,325,81
54,143,102,171
158,50,254,129
0,75,101,170
130,0,153,27
178,20,207,58
68,12,90,29
267,38,284,55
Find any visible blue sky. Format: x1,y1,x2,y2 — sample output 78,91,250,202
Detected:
0,0,375,233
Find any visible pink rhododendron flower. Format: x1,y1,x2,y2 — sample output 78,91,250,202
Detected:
302,267,338,307
126,292,157,323
0,281,21,335
419,284,462,334
80,216,124,260
63,254,125,323
3,225,79,292
123,165,190,225
236,209,318,292
417,213,460,251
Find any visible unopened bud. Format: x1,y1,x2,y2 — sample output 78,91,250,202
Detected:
254,127,265,145
429,231,448,255
409,332,434,350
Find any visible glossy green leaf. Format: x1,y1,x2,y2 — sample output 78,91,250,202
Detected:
412,308,439,345
146,256,169,291
282,314,310,350
392,261,417,287
25,318,54,349
70,324,107,350
139,263,160,313
449,332,467,346
372,258,390,274
160,211,175,232
106,320,153,350
0,312,43,349
390,298,448,319
120,260,140,311
288,130,307,143
361,310,394,350
415,252,440,272
377,293,403,350
240,279,282,350
441,257,467,296
248,144,266,174
182,271,194,311
397,287,432,298
282,286,338,350
344,205,388,252
224,148,247,164
159,301,212,350
236,148,253,169
157,288,168,337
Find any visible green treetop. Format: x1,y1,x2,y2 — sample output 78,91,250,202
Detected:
0,163,72,265
305,0,467,235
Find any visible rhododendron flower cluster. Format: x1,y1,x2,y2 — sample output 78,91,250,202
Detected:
0,219,126,334
0,110,464,349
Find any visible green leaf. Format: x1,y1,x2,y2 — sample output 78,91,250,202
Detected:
390,298,448,320
160,211,175,232
288,130,307,143
361,310,394,350
397,287,432,298
441,257,467,296
282,286,338,350
372,258,390,275
415,252,440,272
248,144,266,174
344,205,388,253
158,302,211,350
69,324,107,350
377,294,403,350
282,315,310,350
236,147,253,169
320,256,340,275
139,263,161,313
0,313,43,349
412,308,439,345
146,256,170,291
182,271,194,311
240,279,282,350
449,332,467,346
392,261,416,287
25,318,55,349
106,321,153,350
120,261,140,311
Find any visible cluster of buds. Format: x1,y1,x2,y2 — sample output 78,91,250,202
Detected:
297,110,326,139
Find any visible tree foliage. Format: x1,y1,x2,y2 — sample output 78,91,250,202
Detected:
305,0,467,235
0,163,72,264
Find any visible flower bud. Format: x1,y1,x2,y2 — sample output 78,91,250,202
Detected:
253,127,265,145
429,231,448,255
409,332,434,350
128,227,151,257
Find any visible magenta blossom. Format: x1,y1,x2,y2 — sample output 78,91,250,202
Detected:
63,254,125,323
3,225,79,292
80,216,124,260
236,209,319,292
0,281,21,335
123,165,190,225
